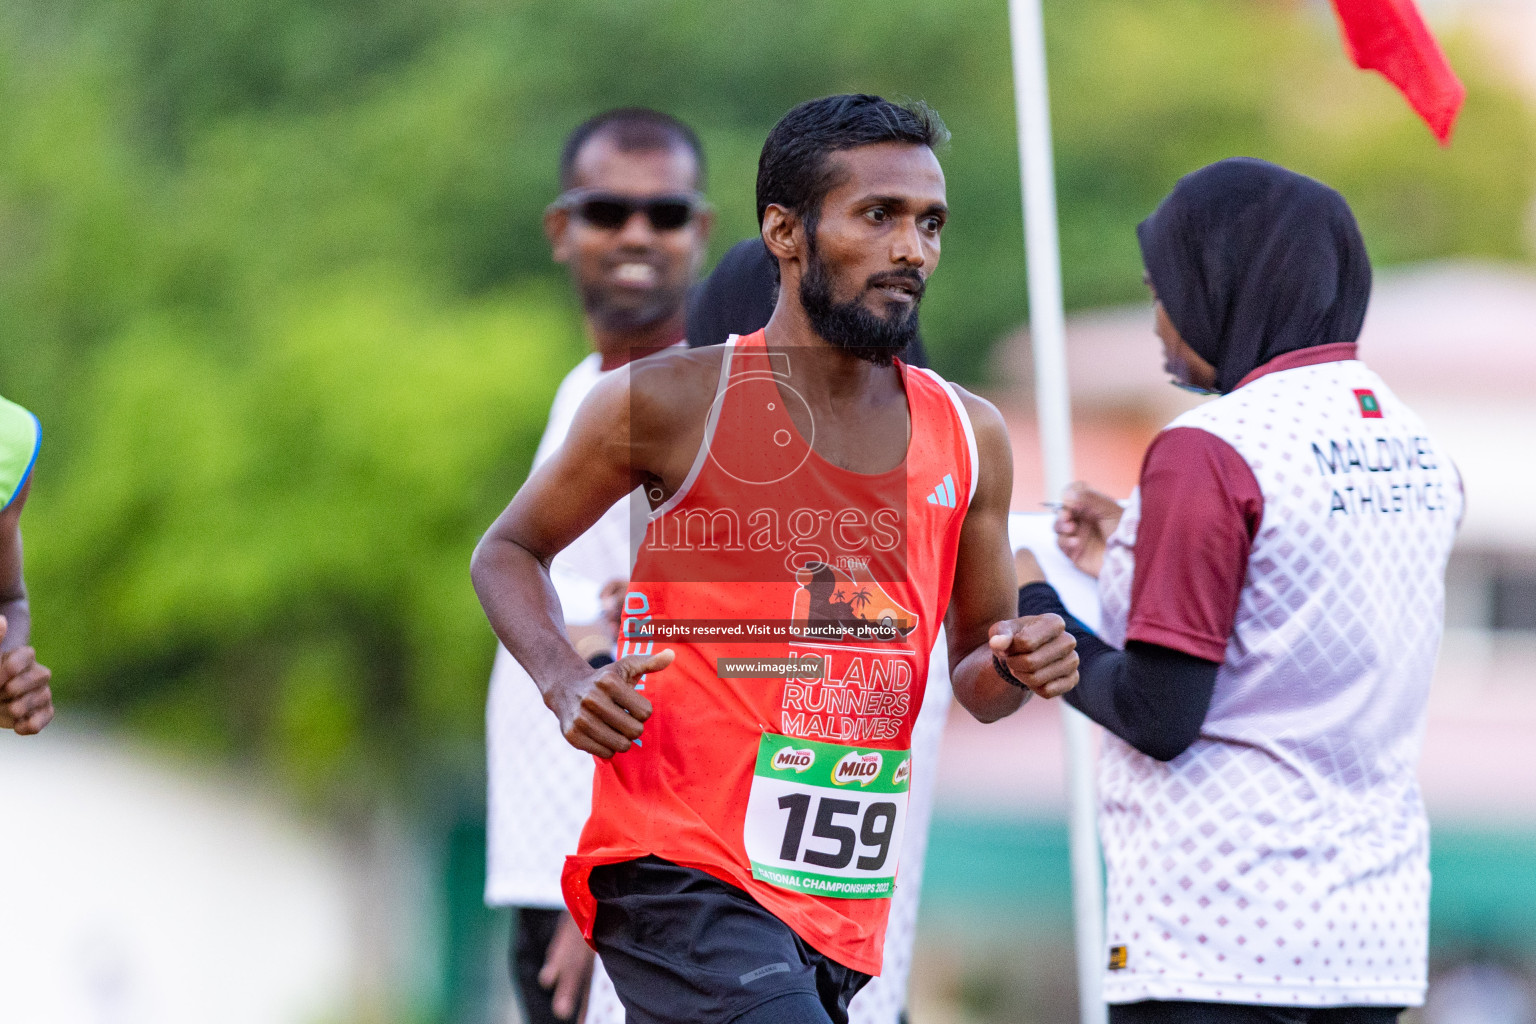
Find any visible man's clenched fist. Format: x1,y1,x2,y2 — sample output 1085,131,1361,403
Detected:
987,613,1079,700
0,617,52,735
548,648,674,758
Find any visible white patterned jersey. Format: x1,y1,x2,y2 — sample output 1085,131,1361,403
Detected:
1096,355,1461,1007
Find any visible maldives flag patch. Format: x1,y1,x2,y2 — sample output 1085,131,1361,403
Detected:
1354,388,1383,418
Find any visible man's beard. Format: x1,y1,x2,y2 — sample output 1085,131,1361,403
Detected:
799,244,923,366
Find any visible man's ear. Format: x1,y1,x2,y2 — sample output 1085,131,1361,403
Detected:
761,204,801,273
544,207,573,264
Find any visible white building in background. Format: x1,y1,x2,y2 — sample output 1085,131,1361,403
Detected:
0,727,439,1024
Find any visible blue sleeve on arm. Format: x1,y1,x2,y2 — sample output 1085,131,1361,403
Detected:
1018,582,1218,762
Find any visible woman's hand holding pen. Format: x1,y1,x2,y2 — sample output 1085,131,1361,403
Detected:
1052,482,1124,579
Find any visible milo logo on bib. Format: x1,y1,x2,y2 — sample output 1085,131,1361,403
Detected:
743,733,911,899
772,747,816,773
832,751,883,786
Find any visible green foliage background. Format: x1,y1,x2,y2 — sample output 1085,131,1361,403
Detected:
1,0,1531,800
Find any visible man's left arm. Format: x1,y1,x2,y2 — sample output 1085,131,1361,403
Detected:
944,392,1078,723
0,480,53,735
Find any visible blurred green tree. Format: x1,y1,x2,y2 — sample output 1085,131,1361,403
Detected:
31,279,573,795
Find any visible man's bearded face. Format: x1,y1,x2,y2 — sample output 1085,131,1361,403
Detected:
798,229,924,366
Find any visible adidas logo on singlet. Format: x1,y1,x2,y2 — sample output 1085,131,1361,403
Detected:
925,473,957,508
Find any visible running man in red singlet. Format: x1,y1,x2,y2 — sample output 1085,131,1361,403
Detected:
472,94,1080,1024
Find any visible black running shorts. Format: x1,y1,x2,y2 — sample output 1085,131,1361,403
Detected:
588,856,871,1024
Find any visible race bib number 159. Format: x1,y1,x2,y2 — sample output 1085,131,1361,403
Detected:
743,733,910,899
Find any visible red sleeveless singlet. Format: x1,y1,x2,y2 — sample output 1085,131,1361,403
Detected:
562,330,977,975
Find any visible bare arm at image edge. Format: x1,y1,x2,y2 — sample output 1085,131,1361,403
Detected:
0,400,54,734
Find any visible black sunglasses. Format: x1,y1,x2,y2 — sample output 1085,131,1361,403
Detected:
556,191,705,232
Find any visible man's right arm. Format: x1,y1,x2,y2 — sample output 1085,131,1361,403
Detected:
472,370,669,758
471,353,717,757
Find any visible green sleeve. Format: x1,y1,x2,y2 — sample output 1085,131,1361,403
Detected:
0,396,40,512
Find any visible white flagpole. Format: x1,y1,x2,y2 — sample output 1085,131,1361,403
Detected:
1006,2,1106,1022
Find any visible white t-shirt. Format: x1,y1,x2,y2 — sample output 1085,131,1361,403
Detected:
1095,358,1461,1007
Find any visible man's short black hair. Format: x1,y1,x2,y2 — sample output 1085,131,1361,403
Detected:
755,94,948,229
559,108,706,191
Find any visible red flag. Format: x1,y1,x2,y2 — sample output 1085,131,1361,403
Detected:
1329,0,1467,144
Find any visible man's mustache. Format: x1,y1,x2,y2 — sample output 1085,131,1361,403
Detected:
865,269,926,302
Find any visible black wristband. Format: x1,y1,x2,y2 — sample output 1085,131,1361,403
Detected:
587,652,616,669
992,652,1030,690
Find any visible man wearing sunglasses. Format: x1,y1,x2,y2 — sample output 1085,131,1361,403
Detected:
474,94,1079,1024
545,119,712,363
484,106,712,1024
